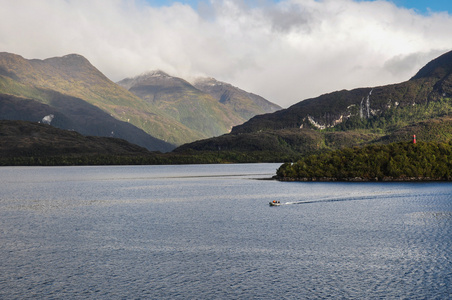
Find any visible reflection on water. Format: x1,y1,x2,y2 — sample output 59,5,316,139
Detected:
0,165,451,299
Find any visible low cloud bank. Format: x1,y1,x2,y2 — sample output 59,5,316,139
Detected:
1,0,451,107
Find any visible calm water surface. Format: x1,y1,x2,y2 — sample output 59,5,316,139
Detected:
1,164,451,299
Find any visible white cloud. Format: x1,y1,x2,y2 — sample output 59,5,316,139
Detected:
0,0,451,107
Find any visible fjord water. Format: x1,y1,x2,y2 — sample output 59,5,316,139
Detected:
1,164,451,299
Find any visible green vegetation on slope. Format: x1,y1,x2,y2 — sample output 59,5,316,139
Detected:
334,96,452,133
118,71,266,144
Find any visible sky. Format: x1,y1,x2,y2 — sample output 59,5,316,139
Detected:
1,0,452,107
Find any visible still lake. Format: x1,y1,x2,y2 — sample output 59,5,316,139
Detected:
0,164,451,299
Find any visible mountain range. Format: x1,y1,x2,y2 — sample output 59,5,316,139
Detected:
176,50,452,159
0,52,280,152
2,49,452,163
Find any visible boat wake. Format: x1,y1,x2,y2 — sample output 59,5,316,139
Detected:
283,192,406,206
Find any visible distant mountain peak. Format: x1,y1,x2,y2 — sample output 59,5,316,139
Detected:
42,53,91,65
120,70,175,84
62,53,85,59
193,77,225,86
117,70,192,90
193,77,235,88
0,52,26,61
411,49,452,80
143,70,171,78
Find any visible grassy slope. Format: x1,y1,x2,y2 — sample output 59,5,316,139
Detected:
130,83,241,138
119,73,249,143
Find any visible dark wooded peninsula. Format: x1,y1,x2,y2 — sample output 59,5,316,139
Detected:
275,141,452,182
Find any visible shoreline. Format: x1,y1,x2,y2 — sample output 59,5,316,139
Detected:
273,176,449,182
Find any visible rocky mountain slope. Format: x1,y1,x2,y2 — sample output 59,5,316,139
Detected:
176,50,452,159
